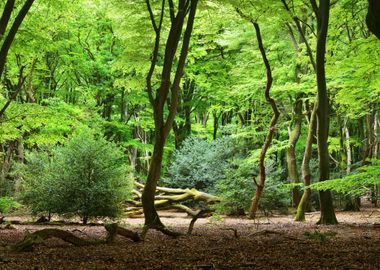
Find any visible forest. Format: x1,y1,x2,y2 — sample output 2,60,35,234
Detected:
0,0,379,269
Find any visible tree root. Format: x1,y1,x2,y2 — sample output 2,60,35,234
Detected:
140,224,182,240
10,223,140,252
105,223,141,242
248,230,284,237
11,228,100,252
187,209,214,235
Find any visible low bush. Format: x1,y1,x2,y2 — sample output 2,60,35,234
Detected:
217,158,289,215
163,137,234,194
20,131,132,223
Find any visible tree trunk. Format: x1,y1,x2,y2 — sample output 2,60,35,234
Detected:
295,102,317,221
313,0,338,225
142,0,198,233
366,0,380,39
248,22,280,219
141,129,166,228
287,98,302,207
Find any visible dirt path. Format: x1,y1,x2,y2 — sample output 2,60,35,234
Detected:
1,209,379,269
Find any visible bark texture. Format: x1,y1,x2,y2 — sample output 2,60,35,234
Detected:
312,0,338,224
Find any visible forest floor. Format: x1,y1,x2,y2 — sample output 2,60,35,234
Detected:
0,208,380,270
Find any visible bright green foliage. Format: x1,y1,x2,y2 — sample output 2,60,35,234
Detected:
0,98,102,146
20,132,132,223
163,137,233,194
0,196,21,214
217,158,289,215
311,160,380,196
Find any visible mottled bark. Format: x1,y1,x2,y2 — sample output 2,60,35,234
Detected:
287,98,302,207
295,103,317,221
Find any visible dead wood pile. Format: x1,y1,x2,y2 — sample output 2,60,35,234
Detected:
126,182,220,219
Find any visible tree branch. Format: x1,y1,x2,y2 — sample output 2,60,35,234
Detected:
145,0,165,106
164,0,198,137
0,0,15,40
0,0,35,78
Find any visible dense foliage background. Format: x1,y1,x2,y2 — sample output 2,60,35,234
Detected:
0,0,378,220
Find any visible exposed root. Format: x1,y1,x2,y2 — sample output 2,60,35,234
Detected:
140,223,182,240
11,228,102,252
105,223,141,242
10,223,140,252
187,209,214,235
248,230,284,237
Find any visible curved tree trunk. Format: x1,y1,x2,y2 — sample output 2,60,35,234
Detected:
248,22,280,219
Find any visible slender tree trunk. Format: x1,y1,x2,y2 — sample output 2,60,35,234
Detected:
248,22,280,219
287,98,302,207
295,102,317,221
313,0,337,225
212,111,220,140
343,120,360,211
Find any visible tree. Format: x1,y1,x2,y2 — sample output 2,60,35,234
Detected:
141,0,199,234
312,0,338,224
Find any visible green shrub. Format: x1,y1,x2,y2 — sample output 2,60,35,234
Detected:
0,196,21,214
163,137,234,194
20,131,132,223
217,158,289,215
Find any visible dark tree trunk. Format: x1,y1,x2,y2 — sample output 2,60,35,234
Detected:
142,129,166,228
142,0,198,232
313,0,338,225
0,0,15,40
366,0,380,39
172,79,194,148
